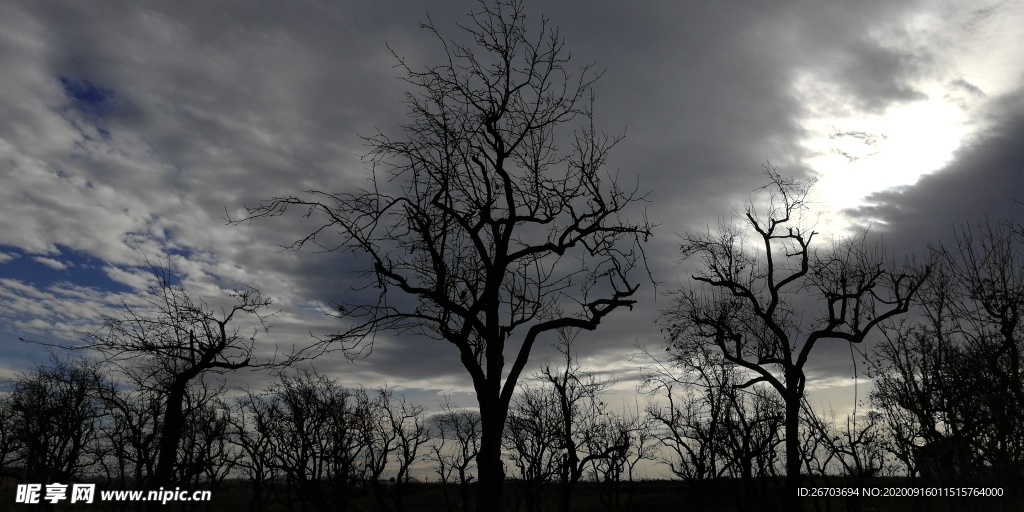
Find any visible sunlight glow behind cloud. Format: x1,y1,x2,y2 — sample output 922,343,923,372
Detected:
799,82,971,233
795,1,1024,237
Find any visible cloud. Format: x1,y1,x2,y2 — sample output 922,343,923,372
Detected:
33,256,68,270
846,90,1024,252
949,77,986,98
0,0,1021,405
102,265,153,291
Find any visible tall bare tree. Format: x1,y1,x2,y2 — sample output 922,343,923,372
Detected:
660,167,927,510
80,263,274,490
240,1,650,508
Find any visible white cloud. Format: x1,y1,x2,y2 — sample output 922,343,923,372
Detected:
33,256,68,270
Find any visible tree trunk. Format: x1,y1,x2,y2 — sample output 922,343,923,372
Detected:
557,455,581,512
558,479,572,512
149,381,188,512
785,394,802,512
476,399,506,512
153,382,187,488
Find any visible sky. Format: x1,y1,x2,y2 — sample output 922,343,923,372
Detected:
1,0,1023,443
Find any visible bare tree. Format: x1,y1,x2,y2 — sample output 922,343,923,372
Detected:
239,1,650,509
358,386,422,509
503,336,647,512
642,348,731,487
175,382,237,491
587,407,653,512
660,167,927,510
942,220,1024,404
869,324,932,479
504,384,560,512
540,333,625,512
236,370,368,512
358,389,395,497
226,393,276,512
720,382,785,481
641,343,783,510
429,397,482,512
384,389,430,512
870,219,1024,484
428,439,457,512
621,406,656,512
7,358,106,483
0,394,21,475
938,220,1024,476
802,402,888,512
75,262,274,491
93,377,163,490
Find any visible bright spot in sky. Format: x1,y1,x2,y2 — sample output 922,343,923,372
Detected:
798,85,971,234
792,2,1024,238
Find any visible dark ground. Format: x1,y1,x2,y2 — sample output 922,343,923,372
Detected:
2,476,1022,512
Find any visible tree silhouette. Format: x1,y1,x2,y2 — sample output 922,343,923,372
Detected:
6,358,105,482
174,381,237,490
381,388,429,512
241,1,650,508
641,343,784,510
661,167,927,511
234,370,369,512
540,332,625,512
429,397,482,512
505,384,560,512
79,262,274,490
0,394,20,475
93,375,163,489
871,219,1024,484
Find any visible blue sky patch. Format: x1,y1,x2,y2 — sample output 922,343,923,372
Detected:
59,77,114,109
0,244,133,294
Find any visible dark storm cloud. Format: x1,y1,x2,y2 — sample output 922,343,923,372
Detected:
821,34,930,113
